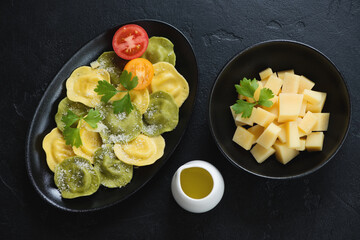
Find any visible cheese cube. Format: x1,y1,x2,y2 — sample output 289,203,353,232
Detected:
256,123,281,149
264,75,283,95
232,126,255,150
278,93,303,122
295,139,306,151
282,73,300,93
306,92,327,113
230,106,236,121
303,89,323,105
259,68,273,80
277,69,294,80
298,111,317,134
90,61,100,69
235,113,254,126
299,100,307,117
277,123,287,143
246,81,263,103
306,132,324,151
273,141,299,164
298,76,315,94
248,125,264,143
313,113,330,131
285,121,300,148
252,107,277,127
250,144,275,163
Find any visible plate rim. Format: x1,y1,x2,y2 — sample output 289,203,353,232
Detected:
208,39,352,179
25,19,198,212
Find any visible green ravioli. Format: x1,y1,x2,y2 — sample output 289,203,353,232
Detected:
96,51,127,84
54,156,100,199
94,144,133,188
142,91,179,136
96,104,142,144
141,37,176,66
55,97,89,132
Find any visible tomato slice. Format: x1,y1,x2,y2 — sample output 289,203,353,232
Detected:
124,58,154,90
112,24,149,60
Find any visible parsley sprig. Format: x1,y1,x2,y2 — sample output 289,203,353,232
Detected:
94,70,138,114
62,109,102,147
231,78,274,118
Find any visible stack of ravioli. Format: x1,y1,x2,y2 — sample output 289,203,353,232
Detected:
42,37,189,199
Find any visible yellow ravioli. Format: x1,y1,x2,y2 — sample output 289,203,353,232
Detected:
72,120,102,163
42,128,75,172
113,134,165,166
66,66,110,107
151,62,189,107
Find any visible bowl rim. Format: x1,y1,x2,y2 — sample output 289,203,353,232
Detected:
208,39,352,179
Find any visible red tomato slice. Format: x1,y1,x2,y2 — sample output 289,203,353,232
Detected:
112,24,149,60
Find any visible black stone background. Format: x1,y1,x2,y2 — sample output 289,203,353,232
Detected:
1,0,359,239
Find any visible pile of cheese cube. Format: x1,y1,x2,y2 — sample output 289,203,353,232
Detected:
231,68,330,165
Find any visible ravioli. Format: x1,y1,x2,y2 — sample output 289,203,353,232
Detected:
94,144,133,188
42,128,76,172
96,51,127,84
142,91,179,136
66,66,110,107
114,134,165,166
72,120,102,163
54,156,100,199
141,37,176,66
55,97,89,132
97,104,142,144
151,62,189,107
111,88,150,114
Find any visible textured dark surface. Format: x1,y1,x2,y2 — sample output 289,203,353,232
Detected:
0,0,359,239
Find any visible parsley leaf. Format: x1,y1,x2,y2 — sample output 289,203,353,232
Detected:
232,78,274,118
63,127,82,148
113,92,133,114
232,100,256,118
258,88,274,107
94,80,119,103
61,110,81,128
235,78,259,99
83,109,102,128
120,71,138,91
94,70,138,114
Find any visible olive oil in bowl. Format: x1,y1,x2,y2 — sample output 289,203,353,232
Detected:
180,167,214,199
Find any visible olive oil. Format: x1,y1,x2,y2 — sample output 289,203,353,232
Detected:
180,167,214,199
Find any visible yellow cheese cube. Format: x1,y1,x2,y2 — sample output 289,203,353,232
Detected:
278,93,304,122
306,92,327,113
295,139,306,151
256,123,281,149
313,113,330,131
303,89,323,105
277,69,294,80
285,121,300,148
230,106,236,121
273,141,300,164
299,100,307,117
277,123,287,143
250,144,275,163
282,73,300,93
305,132,324,151
232,126,255,150
298,76,315,94
259,68,273,80
235,113,254,126
252,107,277,127
246,81,263,103
248,125,264,141
264,75,283,95
298,111,317,134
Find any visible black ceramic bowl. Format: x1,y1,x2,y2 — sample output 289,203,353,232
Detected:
26,20,198,212
209,40,351,179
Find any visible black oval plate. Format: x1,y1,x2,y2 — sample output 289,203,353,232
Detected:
25,20,198,212
209,40,351,179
